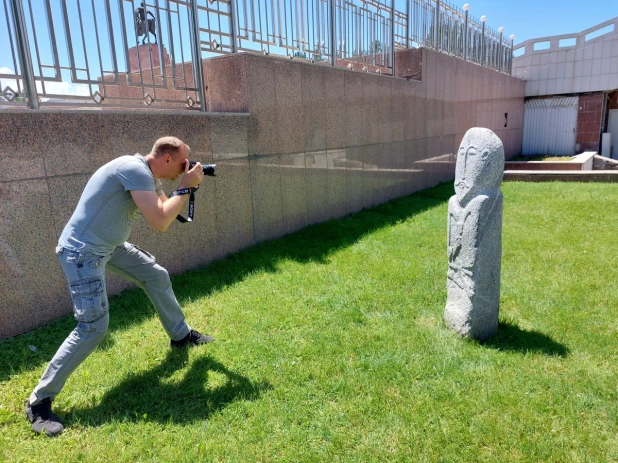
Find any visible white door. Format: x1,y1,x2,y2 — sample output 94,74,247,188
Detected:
608,110,618,159
522,97,579,155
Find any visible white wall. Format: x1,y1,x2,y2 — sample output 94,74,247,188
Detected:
512,17,618,97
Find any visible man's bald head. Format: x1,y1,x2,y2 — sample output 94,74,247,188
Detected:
150,136,190,160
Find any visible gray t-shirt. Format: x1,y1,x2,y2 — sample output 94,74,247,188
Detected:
59,154,161,255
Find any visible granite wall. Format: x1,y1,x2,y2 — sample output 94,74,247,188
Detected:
0,48,525,338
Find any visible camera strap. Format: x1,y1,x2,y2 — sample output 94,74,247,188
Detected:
169,186,199,223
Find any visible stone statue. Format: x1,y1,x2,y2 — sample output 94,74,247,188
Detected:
444,128,504,341
135,2,157,45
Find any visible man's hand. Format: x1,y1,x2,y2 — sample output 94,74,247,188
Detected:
180,161,204,189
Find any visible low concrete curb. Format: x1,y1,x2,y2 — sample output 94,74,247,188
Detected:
504,170,618,182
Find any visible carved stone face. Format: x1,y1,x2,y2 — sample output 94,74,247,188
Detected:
455,128,504,204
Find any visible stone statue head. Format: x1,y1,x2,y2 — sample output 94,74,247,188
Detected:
454,128,504,204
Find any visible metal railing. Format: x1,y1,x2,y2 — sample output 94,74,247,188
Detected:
1,0,513,111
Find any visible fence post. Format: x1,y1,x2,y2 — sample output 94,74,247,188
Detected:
434,0,440,50
229,0,238,53
391,0,395,75
480,15,486,66
509,34,515,74
498,27,504,72
189,0,207,112
9,0,39,109
463,4,469,60
329,0,336,66
405,0,410,48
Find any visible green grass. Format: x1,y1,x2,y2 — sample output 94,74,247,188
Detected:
2,181,618,462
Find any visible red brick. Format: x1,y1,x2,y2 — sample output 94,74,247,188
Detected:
577,132,599,143
578,111,599,123
580,142,599,151
581,121,601,132
585,100,603,112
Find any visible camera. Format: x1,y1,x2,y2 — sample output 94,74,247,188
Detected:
188,160,216,176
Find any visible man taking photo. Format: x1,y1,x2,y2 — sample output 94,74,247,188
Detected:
26,136,214,437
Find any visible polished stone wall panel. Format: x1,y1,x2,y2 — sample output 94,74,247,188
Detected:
275,60,305,154
205,54,249,113
280,153,309,235
302,65,327,152
214,158,254,257
327,149,349,219
362,74,380,145
345,146,365,214
391,78,407,142
280,153,309,234
245,55,278,155
377,77,393,144
325,68,347,149
211,115,249,160
0,180,68,338
250,155,284,243
166,114,212,160
344,72,364,147
305,151,330,224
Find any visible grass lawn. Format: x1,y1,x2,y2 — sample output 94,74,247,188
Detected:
2,181,618,462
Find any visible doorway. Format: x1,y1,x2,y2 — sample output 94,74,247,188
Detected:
608,109,618,159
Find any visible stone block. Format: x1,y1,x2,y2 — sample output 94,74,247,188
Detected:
305,151,330,224
391,78,407,142
345,72,364,147
0,180,68,338
274,60,305,154
362,74,380,145
345,146,365,214
166,114,212,160
327,149,349,219
377,76,392,144
105,112,170,158
280,153,308,235
210,116,249,160
325,68,346,149
302,64,327,152
213,158,254,257
246,54,278,155
205,54,249,112
250,155,284,243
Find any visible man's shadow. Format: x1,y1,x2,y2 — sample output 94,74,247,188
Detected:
69,348,271,426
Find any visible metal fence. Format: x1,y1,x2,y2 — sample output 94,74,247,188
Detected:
1,0,514,111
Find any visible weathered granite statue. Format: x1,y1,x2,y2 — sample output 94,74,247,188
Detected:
135,2,157,45
444,128,504,341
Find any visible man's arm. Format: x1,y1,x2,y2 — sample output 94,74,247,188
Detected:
131,162,203,232
130,190,188,232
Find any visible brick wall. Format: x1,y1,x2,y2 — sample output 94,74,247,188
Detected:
577,93,604,152
608,90,618,111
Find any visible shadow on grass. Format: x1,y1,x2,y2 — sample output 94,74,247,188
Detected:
0,182,453,381
482,321,570,357
69,348,272,427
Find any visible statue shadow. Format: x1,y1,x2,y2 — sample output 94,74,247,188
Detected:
481,321,570,357
0,182,454,381
68,348,271,427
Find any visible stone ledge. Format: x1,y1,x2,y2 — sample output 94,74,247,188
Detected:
504,170,618,182
504,151,597,171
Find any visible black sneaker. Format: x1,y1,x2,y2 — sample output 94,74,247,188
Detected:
25,398,64,437
170,329,215,348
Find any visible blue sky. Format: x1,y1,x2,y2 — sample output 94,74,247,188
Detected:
447,0,618,45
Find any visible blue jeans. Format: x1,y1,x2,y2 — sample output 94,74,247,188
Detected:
29,243,191,405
